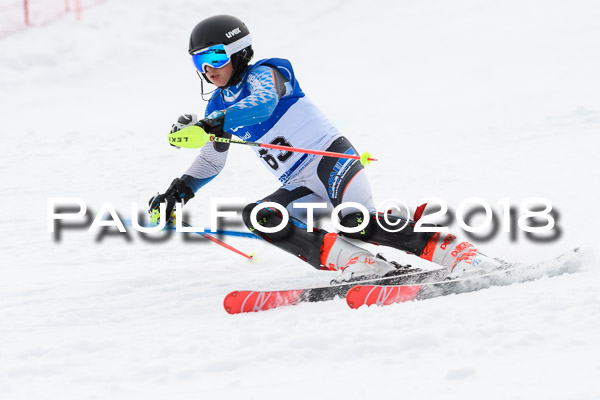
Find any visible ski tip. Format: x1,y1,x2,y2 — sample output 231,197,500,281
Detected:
223,291,241,314
346,284,423,309
346,286,366,309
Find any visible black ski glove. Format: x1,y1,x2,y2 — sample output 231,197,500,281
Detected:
198,110,225,137
148,178,195,224
197,110,231,152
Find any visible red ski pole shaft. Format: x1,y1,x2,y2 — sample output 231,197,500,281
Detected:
210,136,377,164
181,221,254,260
201,232,254,260
259,142,375,162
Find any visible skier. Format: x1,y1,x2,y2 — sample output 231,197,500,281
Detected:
149,15,501,280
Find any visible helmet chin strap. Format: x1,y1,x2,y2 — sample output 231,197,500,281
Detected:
196,66,247,102
196,70,218,101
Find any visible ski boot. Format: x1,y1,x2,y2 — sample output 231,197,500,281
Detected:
420,233,504,279
321,233,398,283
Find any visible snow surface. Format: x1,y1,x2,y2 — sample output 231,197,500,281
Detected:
1,0,600,399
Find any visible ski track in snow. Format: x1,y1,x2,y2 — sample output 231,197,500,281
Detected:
1,0,600,399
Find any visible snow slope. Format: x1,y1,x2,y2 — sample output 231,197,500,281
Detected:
1,0,599,399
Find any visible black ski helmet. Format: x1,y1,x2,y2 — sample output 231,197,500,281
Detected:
189,15,254,87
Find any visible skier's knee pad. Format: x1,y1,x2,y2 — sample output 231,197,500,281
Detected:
339,212,435,256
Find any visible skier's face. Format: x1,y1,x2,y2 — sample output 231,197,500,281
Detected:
205,63,234,87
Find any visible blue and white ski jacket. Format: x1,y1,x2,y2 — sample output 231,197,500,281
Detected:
183,58,341,192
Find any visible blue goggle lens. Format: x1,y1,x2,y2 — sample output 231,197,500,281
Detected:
192,45,230,73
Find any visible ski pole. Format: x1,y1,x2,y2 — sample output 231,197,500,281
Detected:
124,217,259,239
210,136,377,165
168,125,377,165
150,208,254,260
181,221,255,260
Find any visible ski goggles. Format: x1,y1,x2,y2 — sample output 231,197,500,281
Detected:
191,35,252,74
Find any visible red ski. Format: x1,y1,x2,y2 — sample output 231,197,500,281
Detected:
223,267,446,314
